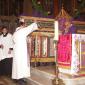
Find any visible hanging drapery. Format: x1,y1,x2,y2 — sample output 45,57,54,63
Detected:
58,34,72,67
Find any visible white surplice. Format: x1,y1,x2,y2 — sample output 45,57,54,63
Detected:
0,33,14,61
12,23,38,79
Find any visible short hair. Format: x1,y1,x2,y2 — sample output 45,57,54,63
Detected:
2,26,8,29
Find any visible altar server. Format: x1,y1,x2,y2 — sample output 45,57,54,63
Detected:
0,26,14,76
12,18,38,85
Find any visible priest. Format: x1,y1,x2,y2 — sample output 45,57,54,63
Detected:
12,18,38,85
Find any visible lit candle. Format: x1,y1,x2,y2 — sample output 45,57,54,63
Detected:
54,21,59,41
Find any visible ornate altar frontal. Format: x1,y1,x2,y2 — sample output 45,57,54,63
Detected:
58,34,85,76
20,16,55,63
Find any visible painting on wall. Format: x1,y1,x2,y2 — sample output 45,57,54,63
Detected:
41,37,48,57
49,37,55,57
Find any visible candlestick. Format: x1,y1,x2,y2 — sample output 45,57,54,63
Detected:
54,21,59,41
53,20,65,85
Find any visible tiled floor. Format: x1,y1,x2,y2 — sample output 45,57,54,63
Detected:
1,66,85,85
31,66,85,85
0,76,32,85
35,65,55,75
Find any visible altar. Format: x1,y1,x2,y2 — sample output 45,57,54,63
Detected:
58,34,85,76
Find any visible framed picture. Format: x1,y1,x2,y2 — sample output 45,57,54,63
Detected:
49,37,55,57
35,36,41,57
41,36,48,57
80,41,85,72
30,36,36,58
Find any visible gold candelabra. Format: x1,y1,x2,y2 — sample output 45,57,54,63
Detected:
52,40,65,85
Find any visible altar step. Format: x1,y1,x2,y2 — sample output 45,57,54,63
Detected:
59,73,85,85
27,66,85,85
28,67,55,85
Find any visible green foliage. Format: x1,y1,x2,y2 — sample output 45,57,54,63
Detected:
74,0,85,18
32,0,48,16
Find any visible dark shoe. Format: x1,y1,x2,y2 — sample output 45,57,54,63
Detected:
17,79,27,85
